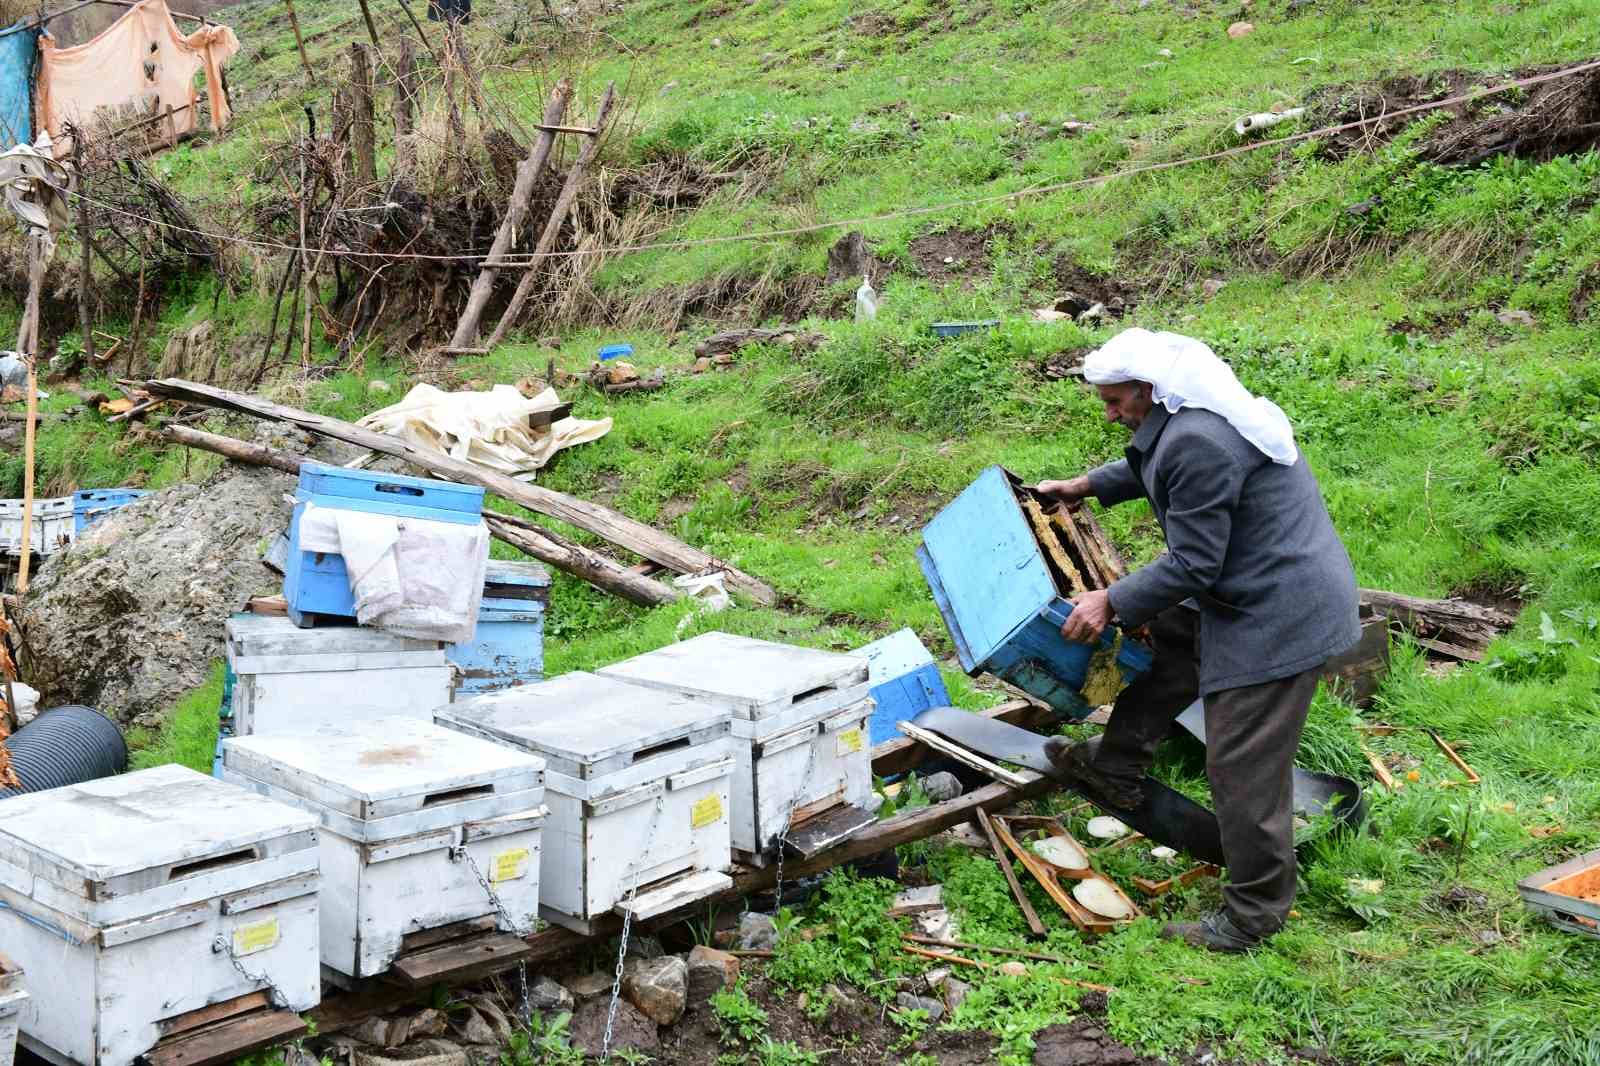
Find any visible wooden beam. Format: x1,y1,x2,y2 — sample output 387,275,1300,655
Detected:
450,80,573,349
143,379,777,604
483,83,618,350
157,424,683,607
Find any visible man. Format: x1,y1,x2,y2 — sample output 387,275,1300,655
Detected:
1037,327,1359,953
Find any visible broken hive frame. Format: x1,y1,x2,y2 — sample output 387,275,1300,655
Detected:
1357,725,1480,790
989,815,1141,935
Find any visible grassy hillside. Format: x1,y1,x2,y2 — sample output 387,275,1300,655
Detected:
10,0,1600,1062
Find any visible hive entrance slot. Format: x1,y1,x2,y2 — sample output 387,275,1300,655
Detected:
168,847,259,881
422,785,495,807
633,737,691,762
791,682,837,705
376,483,424,497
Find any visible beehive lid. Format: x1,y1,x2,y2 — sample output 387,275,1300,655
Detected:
597,632,868,720
856,628,936,685
0,764,315,887
223,718,545,819
227,611,442,658
920,465,1054,670
438,671,728,766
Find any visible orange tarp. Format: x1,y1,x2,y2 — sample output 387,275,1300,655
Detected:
36,0,239,157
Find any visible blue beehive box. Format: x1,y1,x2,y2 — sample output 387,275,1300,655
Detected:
855,628,952,745
447,559,551,695
73,488,150,534
917,465,1152,717
283,463,486,628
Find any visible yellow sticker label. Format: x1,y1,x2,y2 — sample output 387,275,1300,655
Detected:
691,794,724,829
836,728,865,756
490,848,530,883
232,918,280,957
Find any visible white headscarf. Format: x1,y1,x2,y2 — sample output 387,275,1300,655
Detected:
1083,328,1299,466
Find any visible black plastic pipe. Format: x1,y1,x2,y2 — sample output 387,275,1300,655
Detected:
0,704,128,798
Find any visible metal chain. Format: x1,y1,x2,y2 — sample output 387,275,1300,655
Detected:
213,935,288,1009
772,736,820,910
603,794,666,1061
452,843,535,1028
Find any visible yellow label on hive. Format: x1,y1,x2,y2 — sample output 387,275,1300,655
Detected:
836,728,865,756
233,918,280,957
490,848,530,883
691,794,724,829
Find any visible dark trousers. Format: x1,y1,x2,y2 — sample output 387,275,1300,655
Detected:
1096,607,1319,936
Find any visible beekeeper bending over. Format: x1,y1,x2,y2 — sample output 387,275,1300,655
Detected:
1038,328,1359,953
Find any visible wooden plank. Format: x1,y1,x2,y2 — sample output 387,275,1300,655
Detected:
897,721,1039,788
1132,862,1220,898
870,698,1050,779
157,992,271,1038
146,1010,307,1066
1021,496,1085,596
398,915,497,953
976,807,1047,936
389,931,534,988
143,380,775,604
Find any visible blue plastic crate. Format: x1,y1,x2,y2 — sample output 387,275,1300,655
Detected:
930,319,1001,338
599,343,634,361
855,628,952,745
918,465,1151,718
283,464,485,628
447,559,550,695
72,488,150,534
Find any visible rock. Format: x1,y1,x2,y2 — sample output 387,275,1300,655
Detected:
687,945,741,1008
1496,309,1535,326
913,908,955,942
997,961,1029,977
1157,47,1174,57
895,992,946,1023
569,996,659,1057
736,912,778,951
406,1009,448,1038
468,997,515,1044
933,822,988,851
17,469,293,725
368,379,391,394
348,1016,412,1048
658,80,678,94
562,971,616,1000
528,975,574,1014
1227,20,1254,37
919,771,963,802
1202,278,1227,300
625,935,666,960
450,1007,498,1046
944,977,972,1012
922,967,951,991
622,955,688,1025
353,1038,469,1066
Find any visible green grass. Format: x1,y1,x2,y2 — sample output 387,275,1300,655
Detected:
11,0,1600,1061
125,661,222,774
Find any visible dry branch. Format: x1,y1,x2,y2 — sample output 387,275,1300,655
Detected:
145,382,776,603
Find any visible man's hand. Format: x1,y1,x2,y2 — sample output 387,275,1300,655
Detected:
1037,476,1092,506
1060,588,1112,644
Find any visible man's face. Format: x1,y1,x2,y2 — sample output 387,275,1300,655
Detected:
1097,381,1154,430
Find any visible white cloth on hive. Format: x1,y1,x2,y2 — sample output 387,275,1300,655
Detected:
298,502,489,643
357,383,612,480
1083,327,1299,465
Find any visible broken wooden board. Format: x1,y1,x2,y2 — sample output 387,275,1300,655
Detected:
782,802,877,859
990,814,1141,935
145,1006,307,1066
977,806,1047,936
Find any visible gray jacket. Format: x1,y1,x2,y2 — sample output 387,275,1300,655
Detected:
1088,405,1359,694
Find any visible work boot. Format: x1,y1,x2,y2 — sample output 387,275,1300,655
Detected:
1042,737,1145,810
1159,910,1263,954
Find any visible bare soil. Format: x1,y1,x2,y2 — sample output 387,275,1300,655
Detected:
910,226,1005,285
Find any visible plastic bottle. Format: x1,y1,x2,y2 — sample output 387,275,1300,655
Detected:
855,274,878,323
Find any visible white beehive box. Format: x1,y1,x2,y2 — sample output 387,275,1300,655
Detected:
0,498,72,557
227,612,453,736
436,672,735,934
0,953,27,1066
223,718,548,978
599,633,875,864
0,765,320,1066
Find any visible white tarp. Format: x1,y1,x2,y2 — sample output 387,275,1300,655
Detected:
298,502,489,643
356,383,612,480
